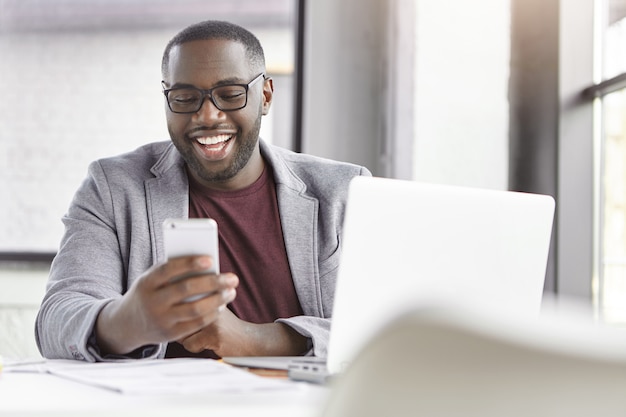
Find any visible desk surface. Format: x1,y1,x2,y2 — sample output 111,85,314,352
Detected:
0,369,328,417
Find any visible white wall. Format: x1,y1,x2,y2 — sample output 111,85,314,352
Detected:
0,27,290,253
0,30,168,252
303,0,510,189
302,0,387,175
413,0,510,190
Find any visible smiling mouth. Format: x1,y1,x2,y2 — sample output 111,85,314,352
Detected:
195,134,233,146
191,133,236,161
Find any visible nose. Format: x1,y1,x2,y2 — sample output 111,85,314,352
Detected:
193,95,226,122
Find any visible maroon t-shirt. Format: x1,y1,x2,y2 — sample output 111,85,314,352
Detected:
166,165,304,358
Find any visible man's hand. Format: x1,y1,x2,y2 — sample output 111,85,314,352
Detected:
179,307,309,357
95,255,238,355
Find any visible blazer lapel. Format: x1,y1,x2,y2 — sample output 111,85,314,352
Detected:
260,138,323,317
145,144,189,263
277,183,321,317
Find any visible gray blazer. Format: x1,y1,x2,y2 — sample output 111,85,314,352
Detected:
35,140,371,361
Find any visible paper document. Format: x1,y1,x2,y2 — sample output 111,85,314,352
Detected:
4,358,294,395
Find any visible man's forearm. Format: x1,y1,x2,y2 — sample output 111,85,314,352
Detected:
246,322,309,356
94,299,146,356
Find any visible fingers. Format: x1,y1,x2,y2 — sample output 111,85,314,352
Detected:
138,255,237,305
151,255,216,288
160,273,237,340
178,309,231,353
171,283,237,323
168,272,238,306
148,286,234,345
180,331,211,353
123,256,239,345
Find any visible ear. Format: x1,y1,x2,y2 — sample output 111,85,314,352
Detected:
261,77,274,115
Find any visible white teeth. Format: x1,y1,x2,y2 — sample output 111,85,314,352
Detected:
196,135,231,145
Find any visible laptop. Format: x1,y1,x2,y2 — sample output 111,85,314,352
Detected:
223,176,555,383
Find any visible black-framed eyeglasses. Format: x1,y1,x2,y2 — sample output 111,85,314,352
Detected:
162,73,266,114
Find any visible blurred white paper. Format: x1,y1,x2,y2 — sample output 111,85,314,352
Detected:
12,358,294,395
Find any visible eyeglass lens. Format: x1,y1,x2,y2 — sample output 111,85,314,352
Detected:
167,85,248,113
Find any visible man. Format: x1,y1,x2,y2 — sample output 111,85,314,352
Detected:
35,20,371,361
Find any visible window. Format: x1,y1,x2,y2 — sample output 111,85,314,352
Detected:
596,0,626,323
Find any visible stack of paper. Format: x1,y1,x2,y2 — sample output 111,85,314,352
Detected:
5,358,295,395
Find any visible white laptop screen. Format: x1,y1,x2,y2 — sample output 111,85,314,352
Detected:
326,177,555,375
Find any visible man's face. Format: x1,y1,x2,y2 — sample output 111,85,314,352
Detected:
163,39,272,190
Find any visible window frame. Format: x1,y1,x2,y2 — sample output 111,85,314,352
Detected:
559,0,626,314
557,0,597,302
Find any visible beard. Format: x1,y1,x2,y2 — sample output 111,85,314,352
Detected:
171,112,262,184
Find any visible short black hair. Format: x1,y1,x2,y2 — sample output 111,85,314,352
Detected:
161,20,266,78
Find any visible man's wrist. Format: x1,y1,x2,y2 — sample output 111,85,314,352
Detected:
256,322,308,356
94,299,144,356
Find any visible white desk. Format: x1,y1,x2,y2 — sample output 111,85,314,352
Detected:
0,367,329,417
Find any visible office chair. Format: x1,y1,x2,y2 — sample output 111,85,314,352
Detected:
321,306,626,417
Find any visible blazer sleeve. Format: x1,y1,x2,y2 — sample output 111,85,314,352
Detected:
275,316,331,357
34,160,164,361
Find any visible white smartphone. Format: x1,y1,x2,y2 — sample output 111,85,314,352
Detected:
163,218,220,274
